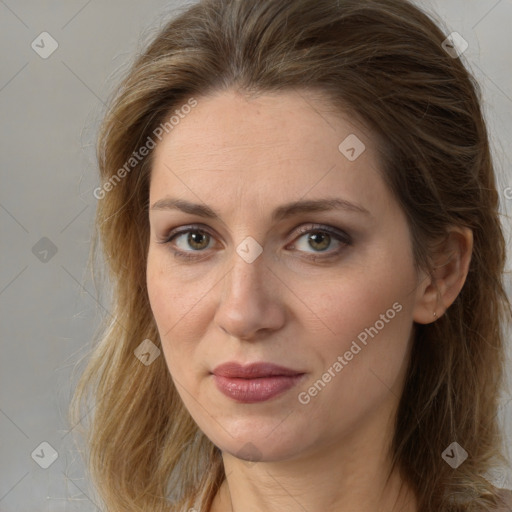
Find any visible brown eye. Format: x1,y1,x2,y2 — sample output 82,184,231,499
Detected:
161,227,216,260
290,225,351,260
305,231,331,252
182,231,211,251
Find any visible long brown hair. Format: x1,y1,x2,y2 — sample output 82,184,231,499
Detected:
70,0,511,510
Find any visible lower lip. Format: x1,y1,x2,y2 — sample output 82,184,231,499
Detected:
213,374,305,403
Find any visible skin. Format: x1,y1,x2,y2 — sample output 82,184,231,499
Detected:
146,89,473,512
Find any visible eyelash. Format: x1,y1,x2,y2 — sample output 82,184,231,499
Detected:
158,224,352,262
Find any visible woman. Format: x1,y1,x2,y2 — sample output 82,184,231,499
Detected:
71,0,512,510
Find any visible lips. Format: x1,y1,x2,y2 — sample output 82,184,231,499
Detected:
212,362,304,378
211,362,305,403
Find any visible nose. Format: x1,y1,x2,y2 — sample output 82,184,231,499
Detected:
214,246,286,341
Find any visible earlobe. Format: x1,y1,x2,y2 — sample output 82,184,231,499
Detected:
412,226,473,325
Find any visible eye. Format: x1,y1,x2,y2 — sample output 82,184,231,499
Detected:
158,223,351,262
161,227,215,260
289,224,351,260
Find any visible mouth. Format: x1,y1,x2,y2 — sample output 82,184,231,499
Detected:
211,362,306,403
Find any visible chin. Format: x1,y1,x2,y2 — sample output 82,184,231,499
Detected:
202,418,318,463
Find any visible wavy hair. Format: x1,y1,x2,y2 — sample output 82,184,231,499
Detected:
70,0,511,510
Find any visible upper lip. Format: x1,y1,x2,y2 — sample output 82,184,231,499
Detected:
212,362,304,378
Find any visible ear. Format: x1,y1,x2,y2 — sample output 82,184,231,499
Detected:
413,226,473,324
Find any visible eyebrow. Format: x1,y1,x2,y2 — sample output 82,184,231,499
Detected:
150,197,371,221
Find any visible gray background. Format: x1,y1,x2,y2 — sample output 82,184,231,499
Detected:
0,1,511,510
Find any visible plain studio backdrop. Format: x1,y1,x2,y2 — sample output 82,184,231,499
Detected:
0,1,511,510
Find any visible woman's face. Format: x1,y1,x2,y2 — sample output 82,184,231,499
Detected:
147,89,426,462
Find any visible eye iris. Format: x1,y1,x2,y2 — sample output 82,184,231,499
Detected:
188,231,209,250
308,232,330,251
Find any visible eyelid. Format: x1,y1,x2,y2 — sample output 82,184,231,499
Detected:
158,223,213,245
292,224,352,245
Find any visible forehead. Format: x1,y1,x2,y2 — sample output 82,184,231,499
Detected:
149,89,390,216
153,89,372,163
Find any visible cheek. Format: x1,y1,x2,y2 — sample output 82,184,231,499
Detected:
296,289,414,439
147,256,174,331
303,243,417,386
147,249,203,328
146,253,200,364
313,256,416,345
310,289,412,393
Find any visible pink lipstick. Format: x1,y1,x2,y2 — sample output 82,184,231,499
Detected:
212,362,305,403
